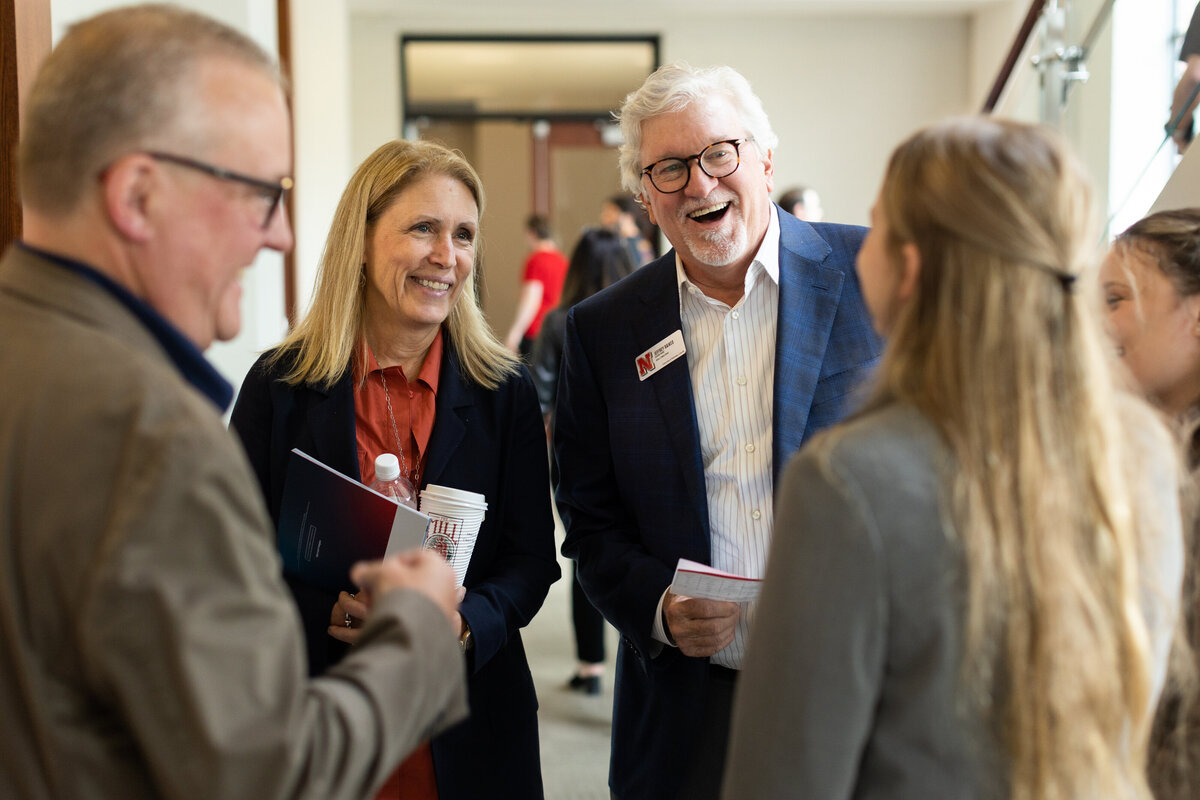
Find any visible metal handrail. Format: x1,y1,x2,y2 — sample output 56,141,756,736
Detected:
983,0,1117,115
982,0,1049,113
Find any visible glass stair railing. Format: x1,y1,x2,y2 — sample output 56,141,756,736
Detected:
985,0,1198,238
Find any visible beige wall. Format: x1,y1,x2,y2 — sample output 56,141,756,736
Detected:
551,145,626,255
352,12,973,228
349,9,973,339
473,121,533,332
43,1,1077,390
968,0,1026,111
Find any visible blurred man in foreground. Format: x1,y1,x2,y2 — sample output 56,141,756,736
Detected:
0,6,466,799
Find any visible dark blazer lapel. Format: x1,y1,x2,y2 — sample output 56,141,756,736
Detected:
774,212,845,482
423,341,472,488
631,257,710,537
304,370,361,480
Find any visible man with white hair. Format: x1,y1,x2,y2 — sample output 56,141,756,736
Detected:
554,62,882,799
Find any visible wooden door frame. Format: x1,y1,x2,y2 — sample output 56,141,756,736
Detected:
0,0,51,253
275,0,298,326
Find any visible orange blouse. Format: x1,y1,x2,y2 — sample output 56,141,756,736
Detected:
354,331,443,487
353,330,444,800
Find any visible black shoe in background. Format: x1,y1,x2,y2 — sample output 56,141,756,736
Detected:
566,673,602,695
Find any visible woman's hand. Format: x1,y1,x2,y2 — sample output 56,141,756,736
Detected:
327,590,370,644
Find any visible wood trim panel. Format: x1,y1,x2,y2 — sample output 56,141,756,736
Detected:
0,0,51,251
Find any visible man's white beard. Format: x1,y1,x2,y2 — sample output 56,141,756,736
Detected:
681,224,746,269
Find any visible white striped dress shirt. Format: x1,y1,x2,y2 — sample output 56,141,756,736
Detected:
653,205,781,670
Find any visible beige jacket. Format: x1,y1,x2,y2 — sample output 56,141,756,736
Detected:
725,402,1182,800
0,245,467,800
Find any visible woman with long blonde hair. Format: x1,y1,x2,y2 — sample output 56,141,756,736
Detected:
723,117,1183,799
231,139,559,799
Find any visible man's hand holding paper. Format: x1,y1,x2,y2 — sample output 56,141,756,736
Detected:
663,591,740,657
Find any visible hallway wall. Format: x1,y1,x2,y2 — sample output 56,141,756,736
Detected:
350,10,971,336
351,11,972,227
38,1,1017,393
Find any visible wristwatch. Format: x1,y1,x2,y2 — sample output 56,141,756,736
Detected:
459,622,473,653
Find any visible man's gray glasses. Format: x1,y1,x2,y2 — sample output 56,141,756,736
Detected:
147,151,293,229
640,138,754,194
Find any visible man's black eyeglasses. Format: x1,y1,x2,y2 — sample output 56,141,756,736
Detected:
640,138,754,194
146,151,293,229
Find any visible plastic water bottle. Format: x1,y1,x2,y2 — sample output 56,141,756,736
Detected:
368,453,417,509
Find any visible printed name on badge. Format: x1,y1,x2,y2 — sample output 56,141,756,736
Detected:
635,330,686,381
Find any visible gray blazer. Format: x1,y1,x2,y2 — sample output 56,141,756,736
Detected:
723,402,1182,799
0,245,468,800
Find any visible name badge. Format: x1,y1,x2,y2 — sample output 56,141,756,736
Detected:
635,330,686,381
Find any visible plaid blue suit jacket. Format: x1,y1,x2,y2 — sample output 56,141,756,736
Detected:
554,207,882,800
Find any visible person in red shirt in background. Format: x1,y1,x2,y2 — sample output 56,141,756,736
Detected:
504,214,568,359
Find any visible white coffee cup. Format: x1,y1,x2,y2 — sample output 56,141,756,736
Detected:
419,484,486,586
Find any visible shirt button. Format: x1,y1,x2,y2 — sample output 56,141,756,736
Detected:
745,443,755,453
408,391,414,398
736,376,747,386
752,509,762,520
731,310,740,320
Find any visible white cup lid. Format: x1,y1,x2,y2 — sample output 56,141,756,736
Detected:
421,483,486,505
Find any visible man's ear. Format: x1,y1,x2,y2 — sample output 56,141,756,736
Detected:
761,148,774,194
638,193,658,226
897,241,922,301
101,154,158,242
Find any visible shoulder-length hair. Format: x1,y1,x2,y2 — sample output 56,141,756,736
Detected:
558,227,635,310
269,139,519,389
867,116,1166,799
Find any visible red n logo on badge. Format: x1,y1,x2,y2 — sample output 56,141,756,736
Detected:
636,354,655,377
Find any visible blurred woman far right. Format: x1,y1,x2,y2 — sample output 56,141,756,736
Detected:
723,117,1184,799
1100,208,1200,800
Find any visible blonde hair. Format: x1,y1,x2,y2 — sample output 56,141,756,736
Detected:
271,139,518,390
868,116,1157,799
19,4,280,216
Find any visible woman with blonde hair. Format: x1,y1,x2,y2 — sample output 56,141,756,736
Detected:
723,117,1183,799
1101,208,1200,799
232,139,560,799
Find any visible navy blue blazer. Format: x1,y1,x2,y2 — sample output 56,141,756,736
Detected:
231,337,560,800
554,208,883,800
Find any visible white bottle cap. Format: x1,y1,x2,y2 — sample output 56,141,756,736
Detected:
374,452,400,481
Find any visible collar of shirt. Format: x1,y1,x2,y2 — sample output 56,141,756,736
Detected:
17,242,234,411
354,327,444,394
352,328,443,485
675,202,781,311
